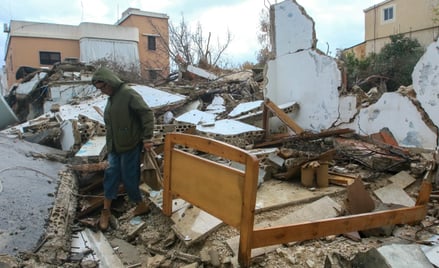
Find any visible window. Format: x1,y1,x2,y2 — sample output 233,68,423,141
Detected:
147,36,156,51
149,70,158,81
383,7,394,21
39,51,61,65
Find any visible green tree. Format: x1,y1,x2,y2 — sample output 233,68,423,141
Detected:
372,34,424,90
341,52,372,87
341,34,424,91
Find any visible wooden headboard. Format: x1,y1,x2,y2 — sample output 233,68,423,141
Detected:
162,133,432,267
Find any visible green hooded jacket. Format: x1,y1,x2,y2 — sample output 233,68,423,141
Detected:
92,67,154,153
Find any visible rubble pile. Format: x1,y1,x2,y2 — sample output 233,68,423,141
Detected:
0,58,437,268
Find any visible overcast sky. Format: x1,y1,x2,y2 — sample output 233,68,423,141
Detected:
0,0,384,66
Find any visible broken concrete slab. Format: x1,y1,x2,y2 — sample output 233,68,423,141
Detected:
351,244,433,268
171,205,223,245
271,0,316,56
56,95,106,124
412,39,439,130
186,65,218,80
270,195,342,226
73,228,124,268
205,95,226,114
228,100,263,118
15,72,47,96
131,84,187,110
60,119,81,151
43,83,98,114
340,93,437,150
388,171,416,189
110,238,142,266
0,135,67,256
174,109,216,126
374,184,416,207
421,235,439,267
196,119,264,138
74,135,106,163
0,95,19,130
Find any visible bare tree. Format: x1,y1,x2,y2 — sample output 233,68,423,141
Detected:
256,5,272,66
169,15,193,67
169,15,233,70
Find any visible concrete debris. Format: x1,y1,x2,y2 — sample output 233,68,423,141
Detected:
1,0,439,267
0,94,18,129
351,244,434,268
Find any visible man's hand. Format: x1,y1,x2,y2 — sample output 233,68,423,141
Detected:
143,141,154,151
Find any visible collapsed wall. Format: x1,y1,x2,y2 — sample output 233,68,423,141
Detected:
412,39,439,142
265,0,438,150
264,0,341,133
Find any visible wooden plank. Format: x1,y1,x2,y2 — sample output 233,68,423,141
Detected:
162,133,173,216
264,99,304,134
416,180,433,205
171,149,244,227
328,174,355,186
238,156,259,267
251,205,427,249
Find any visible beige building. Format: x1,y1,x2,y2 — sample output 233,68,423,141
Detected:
364,0,439,55
3,8,169,89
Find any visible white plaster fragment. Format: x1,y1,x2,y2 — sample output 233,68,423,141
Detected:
272,0,315,56
60,120,77,151
16,72,47,95
132,84,187,109
196,119,263,136
75,135,106,158
174,110,216,125
44,84,100,114
206,95,226,114
335,95,358,125
265,50,341,132
412,39,439,130
340,93,437,149
228,100,263,118
187,65,218,80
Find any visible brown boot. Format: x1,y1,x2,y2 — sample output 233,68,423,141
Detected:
99,209,111,231
133,201,151,216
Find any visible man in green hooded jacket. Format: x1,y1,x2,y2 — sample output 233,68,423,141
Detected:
92,67,154,231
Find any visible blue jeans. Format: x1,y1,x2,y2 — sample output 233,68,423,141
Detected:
104,144,142,203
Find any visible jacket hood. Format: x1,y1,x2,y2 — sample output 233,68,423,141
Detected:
92,67,124,89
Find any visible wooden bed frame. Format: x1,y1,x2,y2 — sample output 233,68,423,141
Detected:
162,133,432,267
